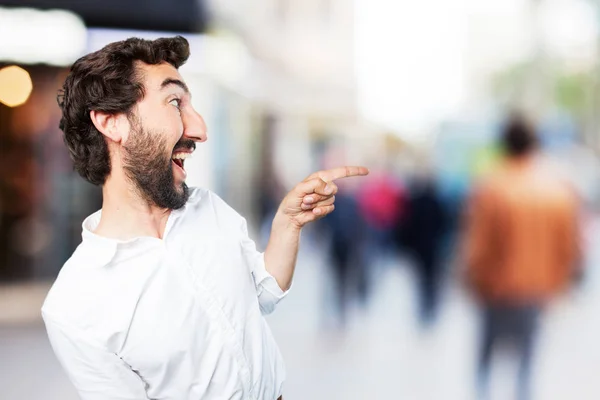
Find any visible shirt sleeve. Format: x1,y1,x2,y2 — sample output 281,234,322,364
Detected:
239,217,290,315
43,315,149,400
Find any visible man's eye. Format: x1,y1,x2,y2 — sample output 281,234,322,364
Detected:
169,98,181,110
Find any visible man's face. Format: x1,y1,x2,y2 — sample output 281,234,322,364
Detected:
122,62,207,209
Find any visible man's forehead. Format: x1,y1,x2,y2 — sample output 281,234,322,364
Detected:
136,62,185,92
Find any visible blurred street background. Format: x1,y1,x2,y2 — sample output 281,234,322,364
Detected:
3,0,600,399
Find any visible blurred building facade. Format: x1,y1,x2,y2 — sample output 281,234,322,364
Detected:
207,0,382,192
0,4,219,282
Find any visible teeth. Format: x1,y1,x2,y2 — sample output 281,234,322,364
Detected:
172,152,192,160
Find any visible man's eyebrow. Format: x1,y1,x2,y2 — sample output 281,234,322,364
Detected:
160,78,189,93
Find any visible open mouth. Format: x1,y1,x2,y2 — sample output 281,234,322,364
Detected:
171,152,192,171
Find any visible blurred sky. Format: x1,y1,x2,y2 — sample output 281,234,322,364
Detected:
355,0,599,138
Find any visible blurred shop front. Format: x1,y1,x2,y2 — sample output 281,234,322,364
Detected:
0,2,262,282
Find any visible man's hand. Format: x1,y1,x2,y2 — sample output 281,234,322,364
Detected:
265,166,369,291
275,166,370,230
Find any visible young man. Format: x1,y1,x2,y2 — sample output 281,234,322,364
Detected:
463,114,580,400
42,36,368,400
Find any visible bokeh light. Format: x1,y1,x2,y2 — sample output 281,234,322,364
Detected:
0,65,33,107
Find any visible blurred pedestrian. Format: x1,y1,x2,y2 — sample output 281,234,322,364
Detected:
397,175,447,327
356,168,407,275
463,113,581,400
320,191,367,327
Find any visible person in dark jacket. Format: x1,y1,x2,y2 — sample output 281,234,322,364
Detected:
398,176,447,327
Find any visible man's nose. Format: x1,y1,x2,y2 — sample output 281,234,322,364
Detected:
182,107,207,142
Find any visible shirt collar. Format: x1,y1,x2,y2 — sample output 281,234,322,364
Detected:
186,186,203,205
81,210,119,267
79,187,204,266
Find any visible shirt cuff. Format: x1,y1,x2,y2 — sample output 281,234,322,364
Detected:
252,254,291,314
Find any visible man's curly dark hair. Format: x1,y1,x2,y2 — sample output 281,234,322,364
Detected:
57,36,190,185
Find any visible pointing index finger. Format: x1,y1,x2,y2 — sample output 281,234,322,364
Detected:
316,166,370,182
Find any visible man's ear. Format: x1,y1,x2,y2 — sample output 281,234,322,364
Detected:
90,110,127,143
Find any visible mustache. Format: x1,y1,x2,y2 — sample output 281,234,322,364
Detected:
173,138,196,153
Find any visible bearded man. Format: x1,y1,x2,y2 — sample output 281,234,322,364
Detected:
42,36,368,400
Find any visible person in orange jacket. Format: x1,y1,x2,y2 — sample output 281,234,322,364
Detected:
463,113,581,400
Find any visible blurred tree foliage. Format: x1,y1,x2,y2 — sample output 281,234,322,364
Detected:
554,71,593,117
491,61,596,119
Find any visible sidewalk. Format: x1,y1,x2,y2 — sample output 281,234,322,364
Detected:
2,221,600,399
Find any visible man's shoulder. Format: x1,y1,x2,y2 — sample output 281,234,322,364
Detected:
41,243,111,324
469,174,499,199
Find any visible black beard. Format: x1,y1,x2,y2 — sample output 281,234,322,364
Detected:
122,124,191,210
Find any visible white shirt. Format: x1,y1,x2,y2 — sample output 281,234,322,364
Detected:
42,187,288,400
